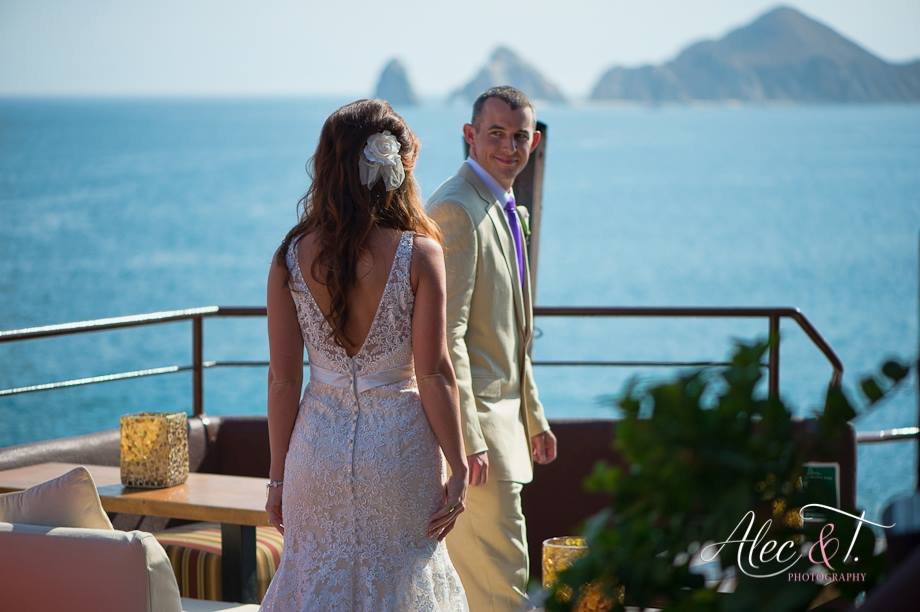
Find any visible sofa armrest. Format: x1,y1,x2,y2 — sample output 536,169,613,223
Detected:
0,521,182,612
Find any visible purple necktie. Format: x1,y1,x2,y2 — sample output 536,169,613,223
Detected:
504,196,525,286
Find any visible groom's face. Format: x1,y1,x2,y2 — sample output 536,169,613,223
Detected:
464,98,542,191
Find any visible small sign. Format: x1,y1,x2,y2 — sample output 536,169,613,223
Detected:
801,462,840,521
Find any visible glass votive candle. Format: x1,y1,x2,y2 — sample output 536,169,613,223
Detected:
542,536,618,612
542,536,588,589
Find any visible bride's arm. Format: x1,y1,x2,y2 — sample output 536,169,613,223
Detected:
266,257,305,489
412,235,469,481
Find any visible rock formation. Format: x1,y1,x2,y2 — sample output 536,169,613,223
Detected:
449,46,566,104
591,5,920,103
374,58,419,106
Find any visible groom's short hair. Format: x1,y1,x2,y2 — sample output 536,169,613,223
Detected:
471,86,535,126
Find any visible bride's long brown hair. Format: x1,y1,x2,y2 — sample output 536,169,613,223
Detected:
276,99,441,351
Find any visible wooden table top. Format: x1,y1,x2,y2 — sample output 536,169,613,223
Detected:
0,462,270,526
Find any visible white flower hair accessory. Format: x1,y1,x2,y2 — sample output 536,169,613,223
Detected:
358,130,405,192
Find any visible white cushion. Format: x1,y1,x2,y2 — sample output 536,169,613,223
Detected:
0,465,113,530
0,521,181,612
0,467,254,611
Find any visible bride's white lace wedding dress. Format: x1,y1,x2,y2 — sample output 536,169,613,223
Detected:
259,231,468,611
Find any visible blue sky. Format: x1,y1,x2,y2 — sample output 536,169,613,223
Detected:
1,0,918,98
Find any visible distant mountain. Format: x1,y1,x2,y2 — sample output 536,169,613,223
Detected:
374,59,419,106
449,46,566,104
591,5,920,103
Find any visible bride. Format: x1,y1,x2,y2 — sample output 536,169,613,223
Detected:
260,99,469,610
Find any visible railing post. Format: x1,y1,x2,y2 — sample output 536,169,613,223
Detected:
193,317,203,417
768,314,780,399
513,120,547,296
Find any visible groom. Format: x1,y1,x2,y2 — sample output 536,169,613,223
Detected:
427,86,557,611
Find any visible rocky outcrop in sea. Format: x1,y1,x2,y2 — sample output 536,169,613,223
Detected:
373,58,419,106
448,46,566,104
591,5,920,103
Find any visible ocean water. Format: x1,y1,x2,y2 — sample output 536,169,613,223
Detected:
0,98,918,521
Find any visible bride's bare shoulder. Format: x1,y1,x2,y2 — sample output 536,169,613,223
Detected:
290,231,325,278
410,234,444,290
412,234,444,265
412,233,443,259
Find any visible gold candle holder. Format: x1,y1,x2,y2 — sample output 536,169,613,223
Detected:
120,412,189,488
543,536,617,612
543,536,588,589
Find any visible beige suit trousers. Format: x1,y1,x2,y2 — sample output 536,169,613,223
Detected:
446,478,528,612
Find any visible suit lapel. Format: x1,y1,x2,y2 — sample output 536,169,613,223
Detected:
459,164,527,337
485,205,527,336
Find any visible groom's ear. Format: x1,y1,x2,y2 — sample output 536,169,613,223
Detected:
462,123,476,147
530,129,542,151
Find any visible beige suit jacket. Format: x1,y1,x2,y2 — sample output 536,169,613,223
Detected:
427,162,550,484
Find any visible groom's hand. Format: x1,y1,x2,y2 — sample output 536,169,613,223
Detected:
531,430,558,464
468,451,489,486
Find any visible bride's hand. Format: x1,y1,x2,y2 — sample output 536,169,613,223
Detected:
427,474,467,541
265,486,284,535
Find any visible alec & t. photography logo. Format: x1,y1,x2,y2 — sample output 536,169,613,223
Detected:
700,504,894,584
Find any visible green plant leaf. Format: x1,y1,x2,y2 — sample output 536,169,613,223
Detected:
881,359,910,383
585,462,619,493
860,377,884,403
552,338,913,611
821,384,857,427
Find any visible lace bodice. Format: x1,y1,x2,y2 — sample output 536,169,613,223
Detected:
285,231,415,376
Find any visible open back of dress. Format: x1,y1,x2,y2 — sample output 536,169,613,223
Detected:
259,231,468,611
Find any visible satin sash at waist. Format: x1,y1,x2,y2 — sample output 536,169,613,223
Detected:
308,361,415,394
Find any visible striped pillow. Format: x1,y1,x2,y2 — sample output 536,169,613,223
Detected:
154,522,283,602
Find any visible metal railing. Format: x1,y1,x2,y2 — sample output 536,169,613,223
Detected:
1,305,915,448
